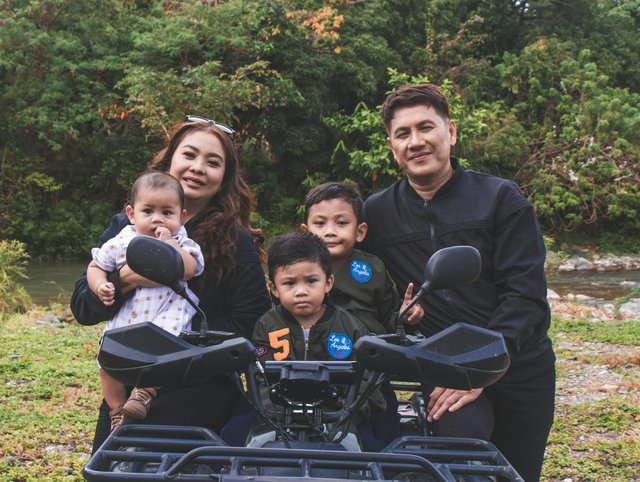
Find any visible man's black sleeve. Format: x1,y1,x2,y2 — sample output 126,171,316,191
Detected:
486,203,551,357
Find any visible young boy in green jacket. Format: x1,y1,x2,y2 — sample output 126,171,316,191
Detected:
253,231,368,362
251,231,383,450
301,181,423,333
300,182,423,450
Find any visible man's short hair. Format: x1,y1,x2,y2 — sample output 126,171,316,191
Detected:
267,231,332,282
381,84,450,133
304,181,363,224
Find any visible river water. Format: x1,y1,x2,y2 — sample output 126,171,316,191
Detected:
22,261,640,306
546,270,640,300
23,261,88,305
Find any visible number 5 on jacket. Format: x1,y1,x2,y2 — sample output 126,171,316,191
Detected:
268,328,290,361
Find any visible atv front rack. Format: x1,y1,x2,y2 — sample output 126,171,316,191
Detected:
84,424,523,481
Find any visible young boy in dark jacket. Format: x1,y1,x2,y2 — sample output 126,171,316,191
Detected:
253,231,369,363
251,231,384,450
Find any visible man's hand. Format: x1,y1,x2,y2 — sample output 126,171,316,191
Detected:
427,387,483,422
97,281,115,306
400,283,424,324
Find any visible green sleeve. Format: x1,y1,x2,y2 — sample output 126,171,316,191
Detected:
252,319,277,362
377,268,401,333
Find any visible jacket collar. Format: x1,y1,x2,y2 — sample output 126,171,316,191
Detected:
278,299,336,328
402,157,463,204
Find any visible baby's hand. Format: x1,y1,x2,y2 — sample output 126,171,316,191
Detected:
400,283,424,325
97,282,115,306
154,226,172,240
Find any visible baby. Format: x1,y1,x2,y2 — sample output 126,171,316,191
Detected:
87,171,204,430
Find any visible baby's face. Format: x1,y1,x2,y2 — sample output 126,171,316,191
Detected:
126,186,184,238
270,261,333,327
303,198,366,264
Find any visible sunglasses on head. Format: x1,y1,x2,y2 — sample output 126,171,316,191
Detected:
184,115,236,135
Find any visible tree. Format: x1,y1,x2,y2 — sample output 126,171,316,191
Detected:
1,0,638,258
0,0,156,256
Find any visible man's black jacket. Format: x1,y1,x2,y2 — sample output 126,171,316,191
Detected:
361,158,553,379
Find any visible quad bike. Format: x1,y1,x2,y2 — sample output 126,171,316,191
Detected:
83,237,523,481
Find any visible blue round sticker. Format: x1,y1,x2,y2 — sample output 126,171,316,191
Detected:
327,332,352,360
350,260,372,283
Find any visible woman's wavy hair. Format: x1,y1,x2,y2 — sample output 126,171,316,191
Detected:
149,121,265,283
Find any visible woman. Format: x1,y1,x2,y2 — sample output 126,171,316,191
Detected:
71,117,272,452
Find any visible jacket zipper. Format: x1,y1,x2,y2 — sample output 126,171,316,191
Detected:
424,196,460,319
423,198,436,252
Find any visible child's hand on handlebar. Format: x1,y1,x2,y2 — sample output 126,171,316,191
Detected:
401,283,425,324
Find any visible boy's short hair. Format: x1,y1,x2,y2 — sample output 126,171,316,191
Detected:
304,182,363,224
130,171,185,209
267,232,332,282
381,84,450,133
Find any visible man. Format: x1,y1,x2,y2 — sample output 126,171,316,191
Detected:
361,84,555,481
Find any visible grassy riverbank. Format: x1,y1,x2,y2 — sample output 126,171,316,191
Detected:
0,303,638,481
0,306,101,480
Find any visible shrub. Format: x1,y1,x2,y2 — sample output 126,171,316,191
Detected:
0,240,32,317
495,42,640,238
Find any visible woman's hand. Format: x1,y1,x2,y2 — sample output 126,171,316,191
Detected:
117,264,161,295
400,283,425,324
426,387,483,422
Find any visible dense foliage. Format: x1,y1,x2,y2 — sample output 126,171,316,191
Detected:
1,0,638,259
0,240,31,316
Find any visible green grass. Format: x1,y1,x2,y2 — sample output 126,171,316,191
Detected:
1,306,101,481
1,305,638,481
545,314,640,481
551,316,640,345
545,408,640,481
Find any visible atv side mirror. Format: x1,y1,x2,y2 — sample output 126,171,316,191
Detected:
126,236,209,338
419,245,481,295
126,236,185,293
396,246,481,337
